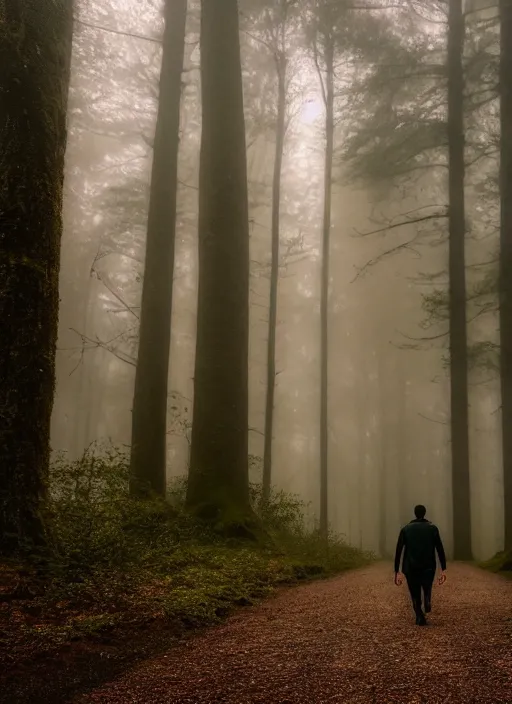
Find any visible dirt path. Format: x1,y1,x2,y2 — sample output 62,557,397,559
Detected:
73,563,511,704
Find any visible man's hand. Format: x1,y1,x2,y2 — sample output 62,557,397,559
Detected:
438,570,447,585
394,572,403,586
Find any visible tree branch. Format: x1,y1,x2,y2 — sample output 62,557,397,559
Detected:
351,234,424,281
353,211,448,238
70,328,136,367
75,18,162,44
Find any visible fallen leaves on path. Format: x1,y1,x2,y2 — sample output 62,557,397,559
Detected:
74,563,512,703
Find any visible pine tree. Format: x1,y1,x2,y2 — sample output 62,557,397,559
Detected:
342,2,474,557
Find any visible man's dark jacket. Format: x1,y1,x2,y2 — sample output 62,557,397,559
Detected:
394,518,447,574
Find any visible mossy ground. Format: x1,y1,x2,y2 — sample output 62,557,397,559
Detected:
0,533,370,659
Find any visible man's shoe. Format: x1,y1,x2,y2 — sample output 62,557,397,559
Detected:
415,613,427,626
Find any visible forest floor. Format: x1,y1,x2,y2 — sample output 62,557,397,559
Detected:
5,562,510,703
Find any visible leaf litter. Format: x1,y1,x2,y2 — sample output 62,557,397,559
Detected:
73,563,512,703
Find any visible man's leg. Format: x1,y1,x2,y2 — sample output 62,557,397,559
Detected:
421,569,436,614
405,571,426,625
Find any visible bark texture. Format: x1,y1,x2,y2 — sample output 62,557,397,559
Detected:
0,0,73,555
499,0,512,550
186,0,252,522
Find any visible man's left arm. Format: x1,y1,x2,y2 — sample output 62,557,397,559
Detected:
434,528,447,583
394,528,404,574
434,528,447,570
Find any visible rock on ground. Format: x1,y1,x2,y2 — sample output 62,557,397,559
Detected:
73,563,512,704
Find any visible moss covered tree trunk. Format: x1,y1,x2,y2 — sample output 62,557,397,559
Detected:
0,0,73,556
447,0,472,559
499,0,512,551
129,0,187,498
186,0,252,523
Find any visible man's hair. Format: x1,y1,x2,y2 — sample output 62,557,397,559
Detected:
414,504,427,519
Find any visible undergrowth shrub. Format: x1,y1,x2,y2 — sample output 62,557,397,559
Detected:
47,443,371,586
480,550,512,573
49,445,131,569
48,445,211,575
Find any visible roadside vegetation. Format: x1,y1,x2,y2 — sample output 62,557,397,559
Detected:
479,551,512,578
0,444,372,670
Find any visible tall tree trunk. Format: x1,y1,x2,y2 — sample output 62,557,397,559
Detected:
129,0,187,498
73,283,94,457
447,0,472,559
262,52,286,503
319,38,334,538
396,373,408,526
377,356,388,557
379,456,388,556
186,0,252,522
75,278,100,456
0,0,73,556
499,0,512,551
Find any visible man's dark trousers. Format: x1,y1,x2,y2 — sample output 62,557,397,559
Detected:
405,568,435,615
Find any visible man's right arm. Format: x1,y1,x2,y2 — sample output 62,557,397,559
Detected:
394,528,404,573
434,527,447,571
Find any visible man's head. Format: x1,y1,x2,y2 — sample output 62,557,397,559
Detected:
414,504,427,519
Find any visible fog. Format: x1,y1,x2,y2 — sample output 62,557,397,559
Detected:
51,0,503,561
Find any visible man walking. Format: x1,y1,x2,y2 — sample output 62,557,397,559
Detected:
394,505,447,625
